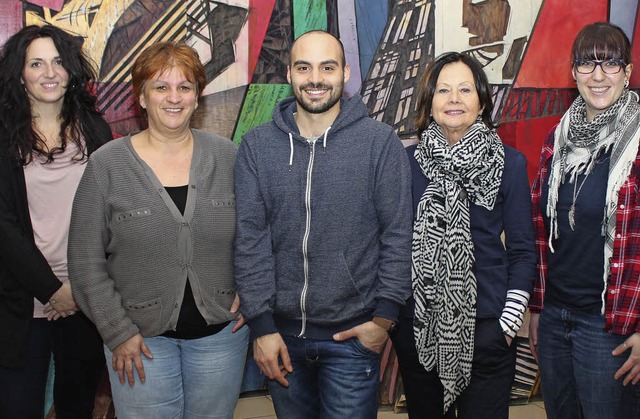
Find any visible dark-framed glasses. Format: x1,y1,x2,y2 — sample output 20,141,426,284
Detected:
574,59,626,74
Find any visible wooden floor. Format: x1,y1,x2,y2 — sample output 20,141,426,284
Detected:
233,393,548,419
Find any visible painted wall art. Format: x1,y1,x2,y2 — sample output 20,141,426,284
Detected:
6,0,639,415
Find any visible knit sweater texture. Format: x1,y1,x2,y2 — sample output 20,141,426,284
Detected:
69,130,238,350
235,94,413,341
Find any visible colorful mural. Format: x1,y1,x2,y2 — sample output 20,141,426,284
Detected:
15,0,639,178
7,0,640,415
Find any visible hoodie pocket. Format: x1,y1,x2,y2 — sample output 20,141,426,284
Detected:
303,252,366,321
274,250,367,322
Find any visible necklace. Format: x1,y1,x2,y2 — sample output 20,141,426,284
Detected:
567,171,591,231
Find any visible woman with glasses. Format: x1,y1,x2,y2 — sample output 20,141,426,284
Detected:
529,22,640,418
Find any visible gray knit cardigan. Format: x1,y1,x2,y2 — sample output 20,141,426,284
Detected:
68,130,237,350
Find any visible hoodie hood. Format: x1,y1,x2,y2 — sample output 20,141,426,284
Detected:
272,93,370,169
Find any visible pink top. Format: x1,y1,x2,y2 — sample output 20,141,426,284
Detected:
24,142,87,318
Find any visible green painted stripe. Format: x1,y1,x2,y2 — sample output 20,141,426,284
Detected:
293,0,327,39
232,84,293,145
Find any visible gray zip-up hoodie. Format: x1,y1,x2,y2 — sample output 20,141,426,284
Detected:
235,94,412,340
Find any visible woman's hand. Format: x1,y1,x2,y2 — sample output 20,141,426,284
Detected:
528,312,540,362
112,334,154,387
505,335,513,346
230,293,246,333
43,282,78,320
613,332,640,385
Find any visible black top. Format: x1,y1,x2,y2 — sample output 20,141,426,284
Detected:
161,185,228,339
541,150,609,312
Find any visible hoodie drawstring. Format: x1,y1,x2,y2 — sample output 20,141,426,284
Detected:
288,133,294,171
288,126,332,169
322,126,330,153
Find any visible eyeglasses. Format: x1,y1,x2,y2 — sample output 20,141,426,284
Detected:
573,59,626,74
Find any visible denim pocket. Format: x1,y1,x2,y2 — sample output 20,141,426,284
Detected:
350,337,381,358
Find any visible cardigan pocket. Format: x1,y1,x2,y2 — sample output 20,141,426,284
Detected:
112,207,151,223
123,296,162,335
211,198,235,208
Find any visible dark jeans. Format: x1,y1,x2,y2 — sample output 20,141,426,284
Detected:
0,315,105,419
268,335,381,419
538,304,640,419
393,317,517,419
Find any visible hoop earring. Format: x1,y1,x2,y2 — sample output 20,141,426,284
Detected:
625,79,630,88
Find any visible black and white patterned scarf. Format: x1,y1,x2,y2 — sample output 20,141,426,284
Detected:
412,119,504,413
546,90,640,311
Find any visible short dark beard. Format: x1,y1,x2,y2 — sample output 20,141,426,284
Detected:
294,82,343,114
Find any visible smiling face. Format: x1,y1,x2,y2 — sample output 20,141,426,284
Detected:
22,37,69,109
572,58,632,122
287,32,350,116
431,61,483,144
139,66,198,135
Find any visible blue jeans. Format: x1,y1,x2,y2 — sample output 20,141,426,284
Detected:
0,315,105,419
268,336,381,419
538,304,640,419
106,322,248,419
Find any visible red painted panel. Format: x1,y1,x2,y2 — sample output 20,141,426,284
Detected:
498,116,562,184
630,10,640,88
0,1,22,47
515,0,607,89
26,0,64,11
248,0,276,82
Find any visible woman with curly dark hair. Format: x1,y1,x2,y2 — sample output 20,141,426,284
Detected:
0,25,112,418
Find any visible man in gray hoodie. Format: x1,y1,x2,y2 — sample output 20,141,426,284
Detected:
235,30,412,418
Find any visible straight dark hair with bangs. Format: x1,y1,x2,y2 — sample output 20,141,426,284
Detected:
572,22,632,64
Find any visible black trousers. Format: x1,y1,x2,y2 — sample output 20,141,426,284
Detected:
0,315,105,419
392,316,517,419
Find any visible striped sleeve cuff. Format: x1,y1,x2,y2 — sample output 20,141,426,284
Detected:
499,289,530,339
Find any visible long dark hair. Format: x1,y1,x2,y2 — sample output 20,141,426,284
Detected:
414,52,494,134
0,25,105,165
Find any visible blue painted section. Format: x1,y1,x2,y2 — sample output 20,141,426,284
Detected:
355,0,389,78
610,0,639,40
